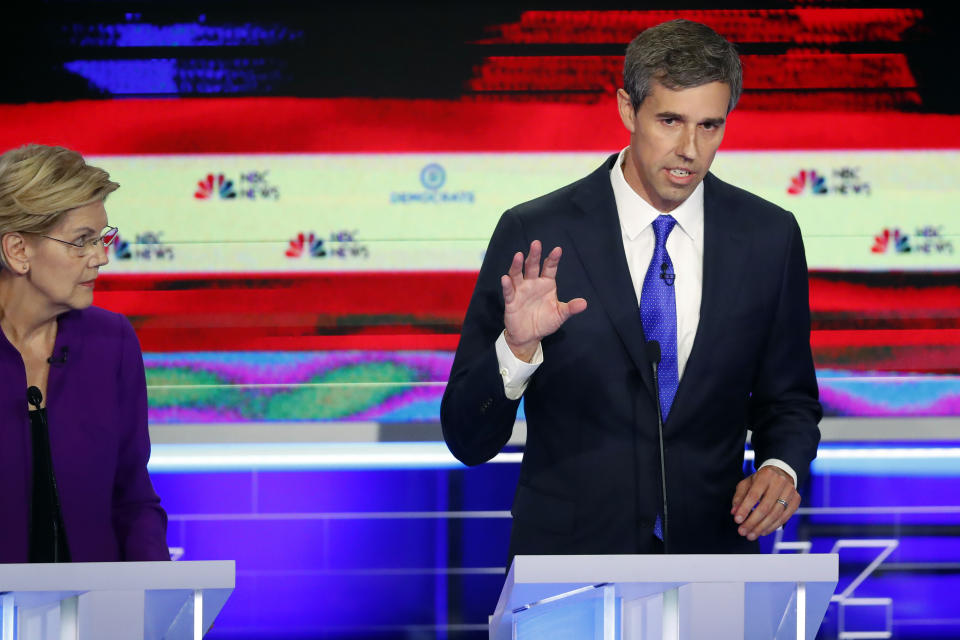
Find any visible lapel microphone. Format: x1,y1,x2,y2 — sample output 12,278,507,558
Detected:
27,386,43,411
645,340,669,553
659,262,675,286
47,346,69,366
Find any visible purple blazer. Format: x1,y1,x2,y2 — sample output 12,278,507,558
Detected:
0,306,169,562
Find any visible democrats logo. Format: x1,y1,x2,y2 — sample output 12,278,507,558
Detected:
788,168,870,196
420,163,446,190
390,164,475,204
194,171,279,201
872,226,953,255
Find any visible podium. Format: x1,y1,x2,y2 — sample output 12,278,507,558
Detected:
491,554,838,640
0,561,234,640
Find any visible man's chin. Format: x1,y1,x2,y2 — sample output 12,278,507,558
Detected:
654,185,696,211
661,180,700,207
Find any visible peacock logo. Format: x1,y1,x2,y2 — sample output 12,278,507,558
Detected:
285,232,326,258
111,234,132,260
194,173,237,200
871,228,910,254
787,170,828,195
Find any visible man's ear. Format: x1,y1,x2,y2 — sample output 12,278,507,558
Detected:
617,89,637,134
1,232,29,273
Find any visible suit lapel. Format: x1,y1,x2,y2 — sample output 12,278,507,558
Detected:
561,166,753,420
669,173,749,425
564,157,656,398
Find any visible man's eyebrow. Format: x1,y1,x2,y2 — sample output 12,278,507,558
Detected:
654,112,726,127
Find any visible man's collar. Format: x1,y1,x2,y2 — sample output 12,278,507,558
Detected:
610,147,704,242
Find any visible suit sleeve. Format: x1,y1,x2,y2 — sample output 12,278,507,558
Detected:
441,211,529,466
112,317,170,560
748,213,822,487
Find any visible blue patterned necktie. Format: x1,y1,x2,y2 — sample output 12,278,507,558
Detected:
640,215,678,543
640,214,679,421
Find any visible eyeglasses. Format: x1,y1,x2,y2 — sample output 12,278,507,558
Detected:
39,226,119,258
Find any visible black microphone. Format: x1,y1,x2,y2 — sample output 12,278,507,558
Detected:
659,262,675,286
27,386,43,410
46,346,68,366
645,340,670,553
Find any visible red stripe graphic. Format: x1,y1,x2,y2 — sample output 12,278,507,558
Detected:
94,272,476,316
810,274,959,315
4,99,960,153
92,272,960,372
94,272,473,352
469,54,917,92
467,54,921,109
473,9,923,45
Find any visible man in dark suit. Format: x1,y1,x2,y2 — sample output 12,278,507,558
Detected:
441,19,821,557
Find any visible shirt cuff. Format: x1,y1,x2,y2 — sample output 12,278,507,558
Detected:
495,331,543,400
759,458,797,488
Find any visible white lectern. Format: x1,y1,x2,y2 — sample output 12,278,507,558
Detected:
491,554,838,640
0,560,234,640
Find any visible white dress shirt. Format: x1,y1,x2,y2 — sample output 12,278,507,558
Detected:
494,148,796,486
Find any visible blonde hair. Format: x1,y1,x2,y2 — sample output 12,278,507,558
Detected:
0,144,119,268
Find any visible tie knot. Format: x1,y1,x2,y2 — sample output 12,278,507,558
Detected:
652,215,677,246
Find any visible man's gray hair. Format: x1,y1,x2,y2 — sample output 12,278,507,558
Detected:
623,19,743,114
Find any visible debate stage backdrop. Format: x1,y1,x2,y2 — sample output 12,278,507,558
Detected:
2,3,959,638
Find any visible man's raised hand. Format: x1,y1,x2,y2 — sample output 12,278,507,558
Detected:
501,240,587,362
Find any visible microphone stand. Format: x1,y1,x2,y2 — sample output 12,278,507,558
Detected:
645,341,669,554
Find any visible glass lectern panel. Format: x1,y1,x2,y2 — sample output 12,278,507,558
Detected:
514,584,618,640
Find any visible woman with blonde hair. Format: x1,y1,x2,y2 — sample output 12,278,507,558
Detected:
0,144,168,562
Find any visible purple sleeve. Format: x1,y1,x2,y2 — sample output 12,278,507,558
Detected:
111,316,170,561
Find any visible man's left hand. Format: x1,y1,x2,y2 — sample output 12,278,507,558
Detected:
730,466,800,541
